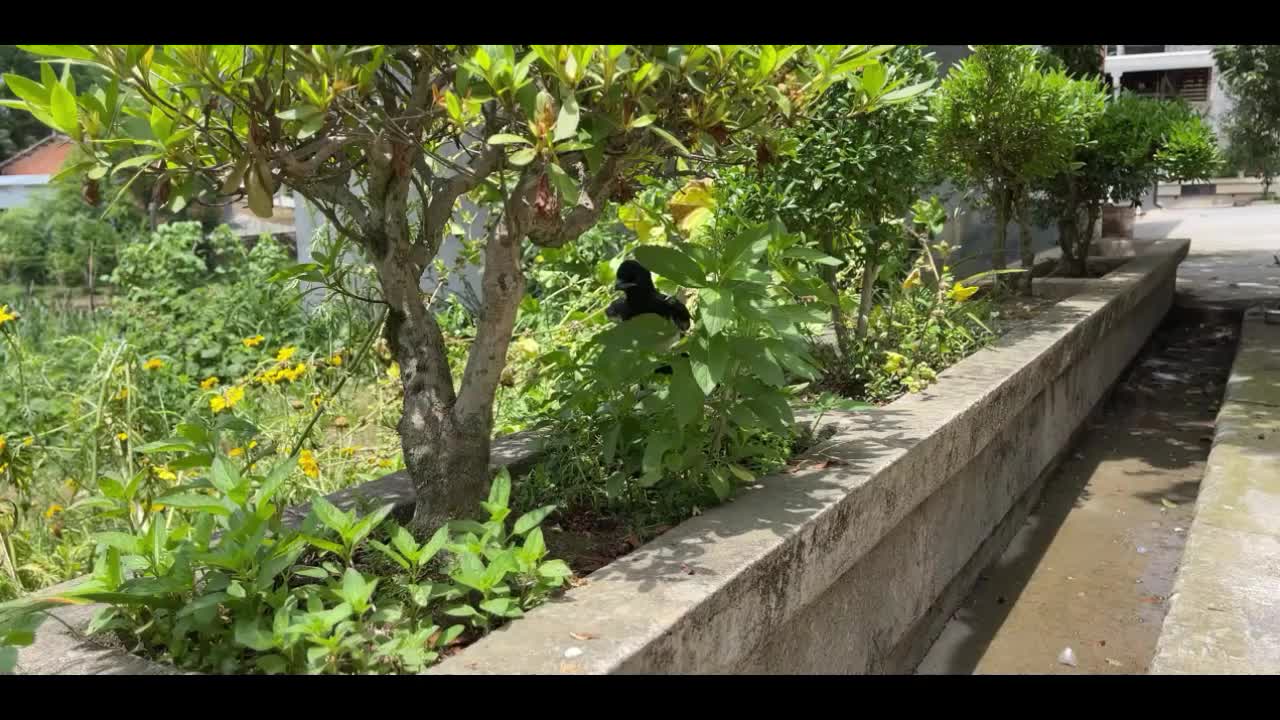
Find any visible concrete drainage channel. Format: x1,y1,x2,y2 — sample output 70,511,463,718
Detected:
917,305,1243,674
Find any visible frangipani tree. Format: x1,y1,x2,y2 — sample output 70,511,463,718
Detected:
3,44,903,536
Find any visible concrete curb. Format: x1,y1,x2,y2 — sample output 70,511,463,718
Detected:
14,240,1188,675
1150,306,1280,674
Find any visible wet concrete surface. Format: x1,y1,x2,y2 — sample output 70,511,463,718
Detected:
916,308,1240,674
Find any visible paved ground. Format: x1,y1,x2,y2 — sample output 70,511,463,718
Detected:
1134,204,1280,309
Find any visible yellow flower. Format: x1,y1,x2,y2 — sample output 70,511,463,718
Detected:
155,467,177,482
200,376,220,390
387,361,400,379
378,458,394,469
329,353,343,367
242,334,265,348
901,268,923,290
947,282,979,303
23,436,33,447
0,436,6,454
311,393,325,410
288,363,308,381
228,447,244,458
883,351,906,374
248,440,258,449
299,449,319,479
340,446,358,458
0,462,8,474
210,385,245,414
117,432,129,441
275,346,297,363
0,304,17,326
44,504,64,519
143,358,164,371
115,387,129,401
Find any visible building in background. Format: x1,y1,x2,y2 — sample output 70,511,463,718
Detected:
1103,45,1232,140
0,133,71,210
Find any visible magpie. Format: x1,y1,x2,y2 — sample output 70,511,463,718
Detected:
605,259,691,375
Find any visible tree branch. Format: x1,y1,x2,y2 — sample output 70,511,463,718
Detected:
527,154,623,248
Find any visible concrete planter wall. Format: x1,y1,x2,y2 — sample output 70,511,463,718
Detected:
14,240,1188,675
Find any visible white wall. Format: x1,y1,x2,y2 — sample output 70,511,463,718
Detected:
0,175,54,210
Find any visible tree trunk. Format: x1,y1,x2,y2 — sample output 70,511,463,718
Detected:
1017,203,1035,296
87,238,97,313
854,256,878,344
1081,202,1101,273
820,235,852,359
991,190,1009,290
376,217,525,538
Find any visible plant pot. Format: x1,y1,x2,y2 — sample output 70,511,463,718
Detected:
1100,205,1135,241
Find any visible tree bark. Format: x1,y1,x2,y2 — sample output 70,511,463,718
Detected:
1016,202,1036,295
820,235,852,359
991,189,1009,290
854,256,878,343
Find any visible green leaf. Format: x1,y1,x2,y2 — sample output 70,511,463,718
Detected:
148,106,173,144
487,133,531,145
537,559,573,579
546,162,580,203
627,114,656,129
554,92,580,142
782,246,842,266
512,505,556,536
151,489,234,512
602,422,621,465
253,456,296,509
309,496,351,535
2,73,49,114
880,79,935,105
699,288,733,336
523,527,547,560
444,604,478,618
275,105,322,122
369,540,410,570
670,358,704,428
419,525,449,565
650,126,691,156
641,432,673,485
49,82,78,135
209,454,241,495
91,532,141,556
234,616,275,652
633,245,706,288
133,438,195,454
487,468,511,509
480,597,519,617
16,45,96,61
707,468,731,502
508,148,537,166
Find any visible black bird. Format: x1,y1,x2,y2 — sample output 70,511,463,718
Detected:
606,260,692,330
606,259,691,375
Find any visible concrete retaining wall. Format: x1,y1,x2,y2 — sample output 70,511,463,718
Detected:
1150,306,1280,674
13,240,1189,675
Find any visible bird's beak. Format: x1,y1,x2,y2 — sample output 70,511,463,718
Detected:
614,280,636,290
